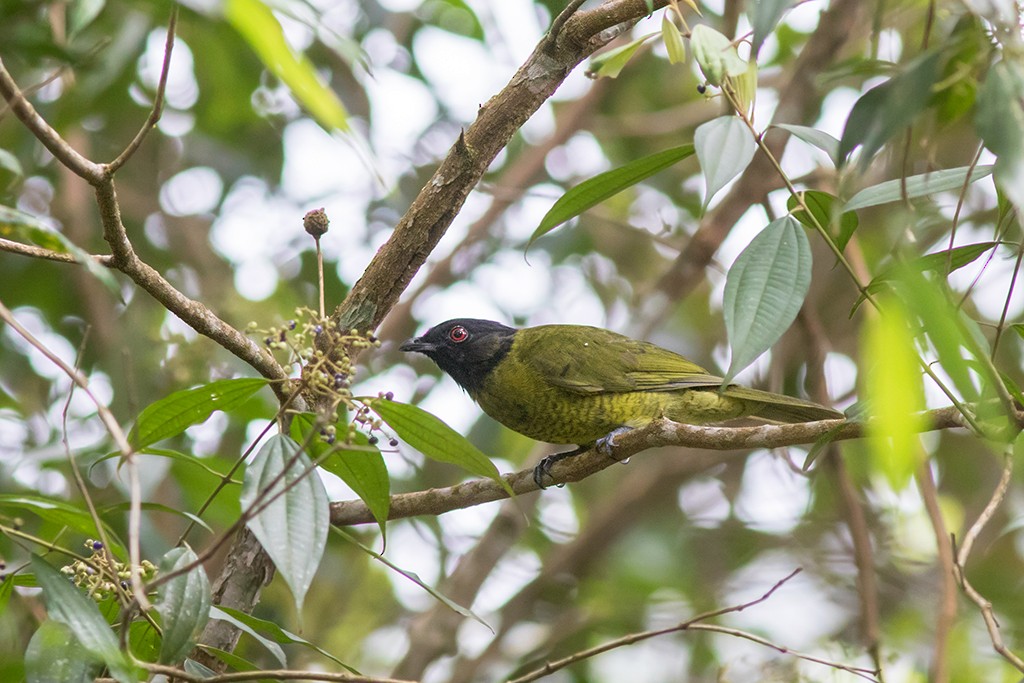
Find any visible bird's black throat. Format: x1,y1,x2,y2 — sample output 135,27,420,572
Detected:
401,318,516,395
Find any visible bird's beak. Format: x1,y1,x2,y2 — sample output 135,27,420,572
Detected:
400,337,434,354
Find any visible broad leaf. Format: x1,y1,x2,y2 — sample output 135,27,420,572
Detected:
30,556,137,682
0,204,121,299
851,242,1000,313
976,59,1024,215
207,607,287,666
690,24,747,86
695,115,755,210
839,51,941,167
0,494,121,547
530,144,694,246
215,605,358,672
773,124,840,167
290,412,390,537
129,377,267,449
587,32,656,79
751,0,795,56
844,165,994,212
25,620,102,683
661,15,686,64
722,216,812,385
370,398,512,495
155,546,211,664
241,434,329,613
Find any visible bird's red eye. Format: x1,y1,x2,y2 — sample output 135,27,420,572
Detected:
448,325,469,343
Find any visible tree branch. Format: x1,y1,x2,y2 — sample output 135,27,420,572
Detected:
334,0,669,333
507,569,879,683
0,237,114,266
331,407,966,526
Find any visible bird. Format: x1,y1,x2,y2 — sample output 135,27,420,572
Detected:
400,318,844,487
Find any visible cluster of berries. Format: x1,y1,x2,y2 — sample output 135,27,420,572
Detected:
59,540,157,601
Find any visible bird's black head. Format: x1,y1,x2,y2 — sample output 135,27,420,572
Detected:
400,318,516,394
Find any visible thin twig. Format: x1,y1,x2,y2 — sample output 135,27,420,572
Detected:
916,462,956,683
134,663,416,683
0,237,115,265
508,569,879,683
107,7,177,173
952,452,1024,671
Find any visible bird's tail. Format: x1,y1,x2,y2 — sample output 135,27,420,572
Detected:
722,386,844,423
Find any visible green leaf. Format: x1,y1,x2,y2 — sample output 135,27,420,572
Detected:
891,268,1006,423
722,216,812,385
92,447,240,482
30,556,137,682
587,33,656,79
25,620,102,683
207,607,287,667
214,605,358,673
423,0,484,40
529,144,694,246
225,0,349,132
862,300,926,490
839,51,941,167
843,164,995,212
334,527,491,631
0,204,122,299
773,124,840,167
729,58,758,116
291,413,390,536
786,190,858,250
101,501,214,534
241,434,329,613
751,0,795,56
976,59,1024,215
0,494,121,547
690,24,747,86
0,574,13,614
155,546,211,664
0,148,23,190
369,398,512,495
661,15,686,64
851,242,1000,314
695,116,756,210
69,0,106,37
129,377,267,449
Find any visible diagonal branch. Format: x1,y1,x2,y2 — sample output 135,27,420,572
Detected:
334,0,670,333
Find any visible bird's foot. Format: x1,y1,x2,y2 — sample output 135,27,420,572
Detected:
532,427,634,490
533,446,585,490
596,426,632,458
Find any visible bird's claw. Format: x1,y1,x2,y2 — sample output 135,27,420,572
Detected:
533,428,634,490
596,426,632,458
532,446,584,490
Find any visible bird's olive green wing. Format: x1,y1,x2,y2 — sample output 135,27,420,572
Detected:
517,325,724,394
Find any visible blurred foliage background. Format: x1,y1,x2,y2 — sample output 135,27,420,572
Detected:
1,0,1024,681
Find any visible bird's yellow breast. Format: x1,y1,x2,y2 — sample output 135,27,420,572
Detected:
473,345,749,444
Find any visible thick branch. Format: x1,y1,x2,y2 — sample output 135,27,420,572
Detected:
335,0,669,332
331,408,966,526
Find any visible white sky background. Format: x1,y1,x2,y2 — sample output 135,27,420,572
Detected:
3,1,1018,681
